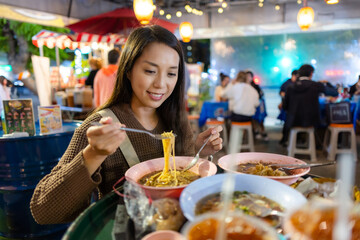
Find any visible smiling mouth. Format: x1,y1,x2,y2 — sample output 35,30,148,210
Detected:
147,91,165,100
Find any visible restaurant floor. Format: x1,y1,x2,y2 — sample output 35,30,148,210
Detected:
211,123,360,187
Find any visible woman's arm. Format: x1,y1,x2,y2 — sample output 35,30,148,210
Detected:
30,115,126,224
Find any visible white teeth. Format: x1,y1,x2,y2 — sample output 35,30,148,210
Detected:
150,93,162,97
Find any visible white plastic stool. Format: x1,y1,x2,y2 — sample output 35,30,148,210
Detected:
287,127,317,161
205,119,228,152
323,123,357,161
228,121,254,154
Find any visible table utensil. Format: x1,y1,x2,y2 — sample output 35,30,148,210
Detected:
182,134,212,171
90,122,175,140
238,161,336,171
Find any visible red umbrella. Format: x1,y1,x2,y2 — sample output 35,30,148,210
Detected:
66,8,179,35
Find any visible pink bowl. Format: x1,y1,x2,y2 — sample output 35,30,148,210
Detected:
141,230,185,240
125,156,217,200
218,152,310,185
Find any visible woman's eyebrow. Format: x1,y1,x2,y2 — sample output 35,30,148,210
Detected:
144,60,178,69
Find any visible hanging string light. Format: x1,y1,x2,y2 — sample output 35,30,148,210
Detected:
325,0,339,4
133,0,154,24
297,0,315,31
179,22,193,42
176,11,182,17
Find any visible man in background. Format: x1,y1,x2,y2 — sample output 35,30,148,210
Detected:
94,49,120,107
278,70,298,146
280,70,298,98
283,64,326,141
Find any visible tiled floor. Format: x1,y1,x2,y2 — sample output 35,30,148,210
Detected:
211,122,360,186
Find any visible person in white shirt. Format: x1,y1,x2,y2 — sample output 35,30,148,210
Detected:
222,71,259,122
0,76,11,114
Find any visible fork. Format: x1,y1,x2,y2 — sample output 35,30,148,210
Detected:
182,134,212,171
90,122,175,140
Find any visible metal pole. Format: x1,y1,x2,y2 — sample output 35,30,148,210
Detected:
39,45,44,57
55,46,61,90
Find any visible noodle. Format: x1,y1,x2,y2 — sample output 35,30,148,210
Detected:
139,131,200,187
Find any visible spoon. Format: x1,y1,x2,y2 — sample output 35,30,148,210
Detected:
90,122,175,140
258,209,284,228
182,134,212,171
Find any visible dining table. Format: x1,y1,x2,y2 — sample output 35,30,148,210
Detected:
198,99,267,127
62,172,327,240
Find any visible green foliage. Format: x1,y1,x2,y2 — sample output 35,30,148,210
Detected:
199,78,213,102
0,19,71,72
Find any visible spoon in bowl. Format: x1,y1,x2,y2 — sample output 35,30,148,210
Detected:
182,134,212,171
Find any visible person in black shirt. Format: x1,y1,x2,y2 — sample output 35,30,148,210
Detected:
283,64,326,132
85,58,102,89
349,75,360,99
278,70,298,145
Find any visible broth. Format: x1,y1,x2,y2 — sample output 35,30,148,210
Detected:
195,191,283,227
289,207,360,239
188,216,277,240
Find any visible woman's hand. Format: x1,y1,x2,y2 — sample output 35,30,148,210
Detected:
195,126,223,157
86,117,126,155
83,117,126,175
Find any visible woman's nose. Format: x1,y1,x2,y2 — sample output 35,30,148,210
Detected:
153,73,166,88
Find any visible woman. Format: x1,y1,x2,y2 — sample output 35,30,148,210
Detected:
30,25,223,224
85,58,102,89
222,71,259,122
214,73,229,102
246,71,268,140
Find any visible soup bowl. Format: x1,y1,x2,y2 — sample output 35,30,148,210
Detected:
182,211,280,240
283,199,360,240
180,173,307,222
218,152,310,185
125,156,217,200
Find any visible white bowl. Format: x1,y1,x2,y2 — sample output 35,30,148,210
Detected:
218,152,310,185
179,173,307,222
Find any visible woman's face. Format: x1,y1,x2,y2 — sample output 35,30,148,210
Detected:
129,42,179,110
222,77,229,87
246,73,253,83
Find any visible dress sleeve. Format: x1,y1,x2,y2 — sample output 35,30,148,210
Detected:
30,115,102,224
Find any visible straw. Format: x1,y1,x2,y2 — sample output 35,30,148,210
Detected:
333,154,355,240
215,129,244,240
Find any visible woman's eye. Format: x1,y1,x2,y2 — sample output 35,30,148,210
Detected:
168,73,177,77
145,70,156,74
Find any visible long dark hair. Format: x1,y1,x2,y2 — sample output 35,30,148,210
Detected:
99,25,187,154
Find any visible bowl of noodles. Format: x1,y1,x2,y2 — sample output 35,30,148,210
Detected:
217,152,310,185
125,130,216,200
125,156,217,200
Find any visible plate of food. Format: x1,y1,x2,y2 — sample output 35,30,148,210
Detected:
217,152,310,185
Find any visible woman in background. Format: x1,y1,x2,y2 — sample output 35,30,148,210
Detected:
214,73,230,102
222,71,259,122
85,58,102,89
